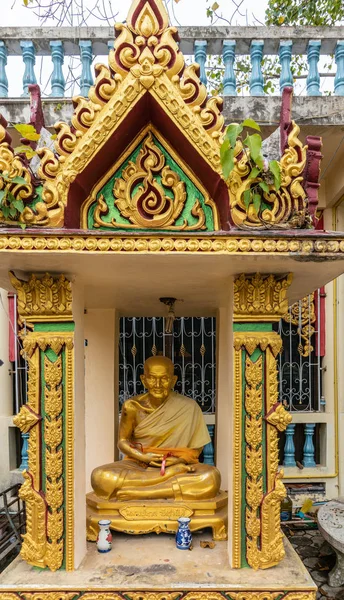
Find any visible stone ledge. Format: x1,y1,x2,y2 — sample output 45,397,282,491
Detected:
2,96,344,130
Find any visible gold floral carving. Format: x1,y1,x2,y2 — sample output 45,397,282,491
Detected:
0,593,317,600
19,471,47,568
244,354,264,570
232,347,242,569
234,273,293,322
13,404,40,433
228,121,309,229
11,271,75,572
0,233,341,255
9,271,72,323
24,347,41,489
230,594,280,600
44,354,64,572
283,293,316,357
93,133,206,231
233,332,283,357
22,0,224,227
266,403,293,432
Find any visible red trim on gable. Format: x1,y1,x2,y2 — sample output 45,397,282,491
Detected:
65,93,230,231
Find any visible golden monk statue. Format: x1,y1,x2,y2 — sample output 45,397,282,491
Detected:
91,356,221,502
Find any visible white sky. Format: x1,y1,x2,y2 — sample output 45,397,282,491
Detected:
1,0,268,27
0,0,269,97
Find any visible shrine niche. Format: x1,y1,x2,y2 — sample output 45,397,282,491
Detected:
1,1,342,600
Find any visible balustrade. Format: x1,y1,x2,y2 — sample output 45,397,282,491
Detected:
281,422,319,468
0,26,343,98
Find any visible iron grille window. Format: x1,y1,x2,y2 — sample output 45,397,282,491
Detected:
274,291,323,412
119,317,216,413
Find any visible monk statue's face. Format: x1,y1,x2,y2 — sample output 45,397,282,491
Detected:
141,358,177,403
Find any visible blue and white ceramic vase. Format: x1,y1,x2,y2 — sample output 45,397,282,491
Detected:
97,519,112,553
176,517,192,550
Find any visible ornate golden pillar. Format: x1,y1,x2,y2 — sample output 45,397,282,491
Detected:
232,274,293,570
12,272,75,572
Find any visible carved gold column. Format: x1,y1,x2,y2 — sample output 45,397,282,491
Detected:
233,274,293,570
12,272,74,572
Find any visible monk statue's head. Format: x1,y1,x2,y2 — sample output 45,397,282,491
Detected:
141,356,178,403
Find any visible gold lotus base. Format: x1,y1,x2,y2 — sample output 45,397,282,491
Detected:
86,491,228,541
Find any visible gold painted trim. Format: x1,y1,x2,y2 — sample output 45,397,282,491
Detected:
0,234,344,255
0,590,318,597
232,347,242,569
65,344,75,571
81,125,220,231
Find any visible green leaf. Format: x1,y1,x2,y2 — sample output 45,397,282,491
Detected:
13,123,40,141
12,199,25,213
225,123,243,149
269,160,281,190
1,205,10,218
221,147,235,180
8,176,27,185
19,223,26,230
244,133,264,169
0,190,6,203
220,138,230,161
259,181,270,193
248,167,261,180
243,189,251,209
14,145,36,159
242,118,261,132
212,2,219,10
253,193,262,215
9,206,17,217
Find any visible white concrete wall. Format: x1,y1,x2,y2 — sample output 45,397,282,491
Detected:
216,279,233,565
72,281,87,569
0,289,17,492
84,309,117,492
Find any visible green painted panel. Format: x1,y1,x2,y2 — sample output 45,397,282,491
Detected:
87,134,215,232
234,323,273,332
34,322,75,332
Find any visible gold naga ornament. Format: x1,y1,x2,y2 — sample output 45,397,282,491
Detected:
0,0,313,231
94,133,207,230
227,122,310,229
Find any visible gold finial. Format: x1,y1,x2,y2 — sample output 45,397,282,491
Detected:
127,0,169,37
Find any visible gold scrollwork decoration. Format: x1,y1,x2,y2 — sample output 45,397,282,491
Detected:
234,273,293,322
9,271,72,323
283,293,316,357
44,354,64,571
0,593,318,600
94,133,206,231
265,403,292,432
228,121,309,230
245,354,264,571
13,404,40,433
19,471,47,568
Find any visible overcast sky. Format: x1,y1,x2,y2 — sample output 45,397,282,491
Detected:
2,0,268,27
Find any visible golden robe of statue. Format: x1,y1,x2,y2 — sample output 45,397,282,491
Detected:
91,356,221,501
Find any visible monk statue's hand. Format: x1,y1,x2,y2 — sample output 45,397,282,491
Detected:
143,452,163,465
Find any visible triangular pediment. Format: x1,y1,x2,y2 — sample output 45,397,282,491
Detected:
11,0,227,230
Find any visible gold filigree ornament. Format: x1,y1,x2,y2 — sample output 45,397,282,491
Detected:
266,402,292,432
228,121,309,230
9,271,72,323
234,273,293,322
13,404,41,433
283,293,316,357
94,133,206,230
0,0,224,228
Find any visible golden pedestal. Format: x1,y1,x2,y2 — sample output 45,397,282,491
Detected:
86,491,228,542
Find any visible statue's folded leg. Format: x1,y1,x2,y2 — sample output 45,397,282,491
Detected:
91,460,193,500
116,464,221,501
